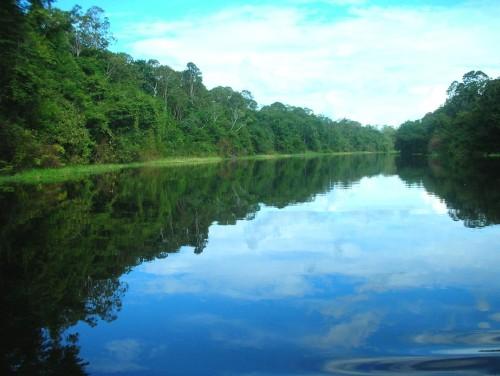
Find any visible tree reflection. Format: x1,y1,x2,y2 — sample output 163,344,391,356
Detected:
397,156,500,228
6,153,471,374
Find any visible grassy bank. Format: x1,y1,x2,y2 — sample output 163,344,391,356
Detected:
0,151,386,185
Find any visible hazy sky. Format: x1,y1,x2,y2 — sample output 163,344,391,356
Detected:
57,0,500,125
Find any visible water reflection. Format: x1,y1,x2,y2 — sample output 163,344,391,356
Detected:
397,156,500,228
326,356,500,375
1,155,500,375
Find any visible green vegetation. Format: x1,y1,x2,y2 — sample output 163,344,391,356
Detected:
395,71,500,158
0,151,388,185
0,156,223,184
0,1,394,173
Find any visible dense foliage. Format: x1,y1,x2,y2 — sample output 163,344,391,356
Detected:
395,71,500,157
0,1,393,172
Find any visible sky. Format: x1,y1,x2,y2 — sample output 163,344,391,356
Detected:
57,0,500,126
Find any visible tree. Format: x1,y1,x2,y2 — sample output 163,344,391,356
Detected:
396,71,500,158
0,2,393,170
0,0,26,109
241,90,257,110
445,71,489,116
182,62,202,101
70,5,113,57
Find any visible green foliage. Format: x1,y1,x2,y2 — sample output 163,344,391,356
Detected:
395,71,500,158
0,2,393,172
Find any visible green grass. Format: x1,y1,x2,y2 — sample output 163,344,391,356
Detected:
0,157,224,185
0,151,386,185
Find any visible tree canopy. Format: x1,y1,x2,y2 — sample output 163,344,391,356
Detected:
395,71,500,158
0,1,393,172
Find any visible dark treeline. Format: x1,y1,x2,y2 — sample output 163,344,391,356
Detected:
0,1,394,172
395,71,500,157
0,155,395,374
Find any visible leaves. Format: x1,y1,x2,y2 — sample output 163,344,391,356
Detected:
396,71,500,158
0,2,393,172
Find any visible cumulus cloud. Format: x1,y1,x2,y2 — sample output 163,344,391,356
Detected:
123,1,500,125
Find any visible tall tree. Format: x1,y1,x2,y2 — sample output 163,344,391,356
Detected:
70,5,112,57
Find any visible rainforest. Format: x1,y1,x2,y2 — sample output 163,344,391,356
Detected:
0,1,396,174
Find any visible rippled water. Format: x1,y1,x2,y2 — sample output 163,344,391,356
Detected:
2,155,500,375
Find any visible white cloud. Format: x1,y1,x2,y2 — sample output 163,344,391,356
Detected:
124,1,500,125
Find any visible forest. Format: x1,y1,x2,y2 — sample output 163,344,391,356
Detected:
395,70,500,158
0,1,394,172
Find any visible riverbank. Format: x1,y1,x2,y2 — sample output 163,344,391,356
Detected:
0,151,388,185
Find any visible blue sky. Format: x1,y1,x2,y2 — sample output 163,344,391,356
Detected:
56,0,500,125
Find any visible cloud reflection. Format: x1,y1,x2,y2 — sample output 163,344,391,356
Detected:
136,176,500,301
307,312,381,349
88,339,146,373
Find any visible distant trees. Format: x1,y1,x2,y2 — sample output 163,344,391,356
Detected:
395,119,432,155
0,1,393,172
395,71,500,158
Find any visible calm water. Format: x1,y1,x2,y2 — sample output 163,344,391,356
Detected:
2,155,500,375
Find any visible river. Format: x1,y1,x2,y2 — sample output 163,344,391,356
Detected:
2,154,500,375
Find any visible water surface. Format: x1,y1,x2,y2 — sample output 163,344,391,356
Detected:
2,155,500,375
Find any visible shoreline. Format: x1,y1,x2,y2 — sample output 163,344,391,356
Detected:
0,151,390,185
